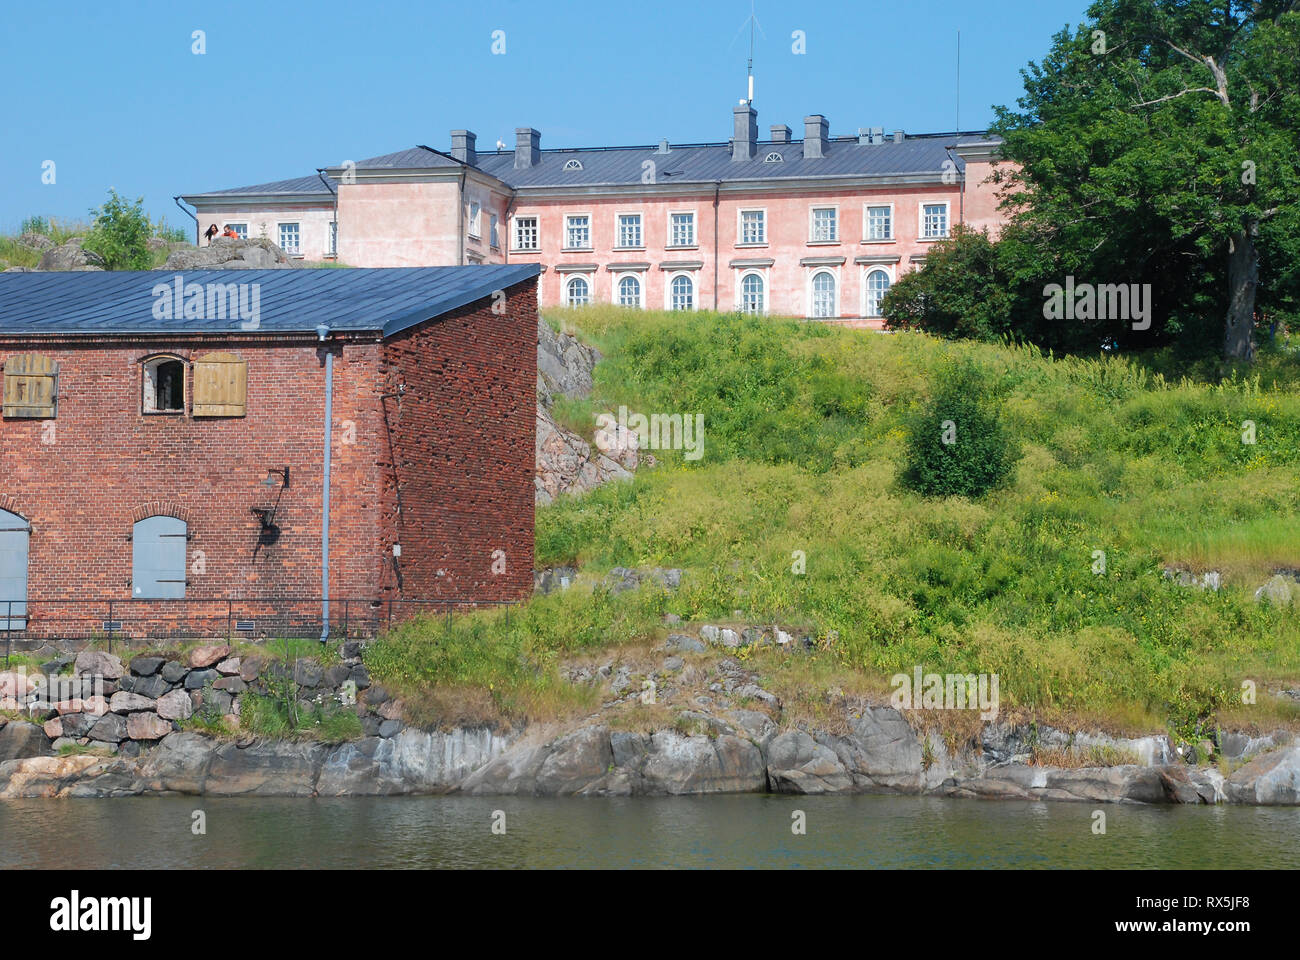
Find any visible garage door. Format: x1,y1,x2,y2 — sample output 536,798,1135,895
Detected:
132,516,188,599
0,508,28,630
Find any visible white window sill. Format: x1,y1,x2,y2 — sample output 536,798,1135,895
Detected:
918,236,949,243
861,239,896,244
736,242,768,249
807,239,841,246
562,247,594,253
613,246,645,252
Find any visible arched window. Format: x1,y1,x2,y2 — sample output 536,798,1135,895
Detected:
142,356,186,414
617,275,642,308
811,271,837,319
763,152,784,163
132,516,188,599
740,273,765,314
563,159,584,171
565,275,591,307
670,274,694,311
865,269,891,317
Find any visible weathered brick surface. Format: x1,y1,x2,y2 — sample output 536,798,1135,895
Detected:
0,279,536,628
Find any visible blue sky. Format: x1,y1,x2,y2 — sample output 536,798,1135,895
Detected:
0,0,1091,235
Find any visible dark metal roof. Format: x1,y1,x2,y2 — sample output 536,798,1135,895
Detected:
353,146,462,170
0,265,540,339
185,173,334,199
476,135,973,188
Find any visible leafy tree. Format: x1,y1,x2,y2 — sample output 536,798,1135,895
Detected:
83,189,153,270
900,363,1020,499
992,0,1300,360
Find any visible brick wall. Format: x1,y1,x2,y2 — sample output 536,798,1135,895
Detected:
0,276,537,632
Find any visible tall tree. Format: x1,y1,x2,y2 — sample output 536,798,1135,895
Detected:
992,0,1300,359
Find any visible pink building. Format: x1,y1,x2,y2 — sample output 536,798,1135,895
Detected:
181,105,1005,327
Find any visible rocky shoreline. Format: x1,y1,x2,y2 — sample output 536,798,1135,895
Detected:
2,707,1296,805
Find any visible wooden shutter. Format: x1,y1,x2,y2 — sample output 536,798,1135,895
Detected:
191,352,247,417
2,353,58,419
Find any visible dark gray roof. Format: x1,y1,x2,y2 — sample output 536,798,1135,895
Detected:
475,135,975,188
0,265,540,339
185,173,334,199
353,145,462,170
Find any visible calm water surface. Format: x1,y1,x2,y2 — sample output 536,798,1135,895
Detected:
2,795,1296,869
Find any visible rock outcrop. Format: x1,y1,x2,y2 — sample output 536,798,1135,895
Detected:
161,236,296,270
36,237,105,271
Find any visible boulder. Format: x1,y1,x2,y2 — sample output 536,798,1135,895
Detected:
36,237,104,271
0,670,37,698
1255,575,1295,607
160,660,188,683
133,674,170,700
0,721,50,761
188,644,233,669
126,712,173,741
216,657,241,676
213,676,246,694
184,668,219,691
534,404,636,506
129,656,165,677
155,689,194,721
162,236,295,271
292,660,323,688
17,231,55,251
349,664,370,690
73,650,125,680
239,656,263,683
666,634,707,653
87,713,127,743
109,692,157,714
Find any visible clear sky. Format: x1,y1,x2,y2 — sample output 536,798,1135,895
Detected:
0,0,1091,235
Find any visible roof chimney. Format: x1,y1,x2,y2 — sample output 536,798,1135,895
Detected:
803,115,829,159
732,102,758,161
658,138,671,154
770,124,791,143
451,130,476,165
893,129,905,143
514,127,540,169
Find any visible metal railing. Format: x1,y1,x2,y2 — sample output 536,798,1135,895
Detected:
0,596,517,661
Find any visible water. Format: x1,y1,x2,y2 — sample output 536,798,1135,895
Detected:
2,795,1297,869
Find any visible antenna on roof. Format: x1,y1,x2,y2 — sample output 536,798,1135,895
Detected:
732,1,764,104
956,29,961,130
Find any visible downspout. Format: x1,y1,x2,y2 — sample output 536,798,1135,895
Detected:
503,188,518,264
316,323,333,642
945,147,964,227
173,196,198,245
316,168,339,258
457,169,468,265
712,181,721,310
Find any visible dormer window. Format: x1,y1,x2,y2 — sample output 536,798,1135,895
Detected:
763,152,784,163
143,356,186,414
563,159,583,171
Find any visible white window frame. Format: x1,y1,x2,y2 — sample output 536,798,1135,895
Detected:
564,273,593,307
862,266,895,318
468,201,482,239
277,222,301,256
667,210,697,249
737,270,767,314
226,222,248,240
665,271,698,311
513,215,539,252
142,355,187,415
863,203,894,242
489,214,499,250
919,201,951,240
614,272,645,309
615,212,644,250
564,213,593,251
326,221,338,256
809,205,839,243
807,268,840,319
737,208,767,246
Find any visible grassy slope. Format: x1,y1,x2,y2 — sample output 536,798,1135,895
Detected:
371,307,1300,740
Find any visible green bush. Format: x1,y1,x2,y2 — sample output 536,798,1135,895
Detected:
83,189,153,270
901,363,1020,498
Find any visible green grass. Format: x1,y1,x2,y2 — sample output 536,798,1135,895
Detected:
367,305,1300,739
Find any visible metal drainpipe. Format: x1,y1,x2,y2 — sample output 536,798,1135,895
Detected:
712,181,721,310
317,324,333,642
457,169,467,265
316,169,339,258
172,196,198,245
503,188,518,264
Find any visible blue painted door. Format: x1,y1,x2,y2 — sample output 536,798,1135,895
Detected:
0,509,28,630
132,516,187,599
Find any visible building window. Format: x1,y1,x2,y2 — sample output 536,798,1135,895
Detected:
811,207,838,242
669,274,694,311
565,215,591,250
740,210,766,245
143,356,186,414
669,212,695,247
563,159,584,171
2,353,58,419
617,274,642,308
327,221,337,256
132,516,187,600
468,202,482,239
764,152,783,163
811,271,837,318
866,205,892,241
277,223,300,255
514,216,539,251
740,273,764,314
227,223,248,239
489,214,499,249
922,203,949,239
865,269,892,317
617,214,642,248
565,275,591,307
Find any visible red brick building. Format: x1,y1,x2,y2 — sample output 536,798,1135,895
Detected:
0,265,539,638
